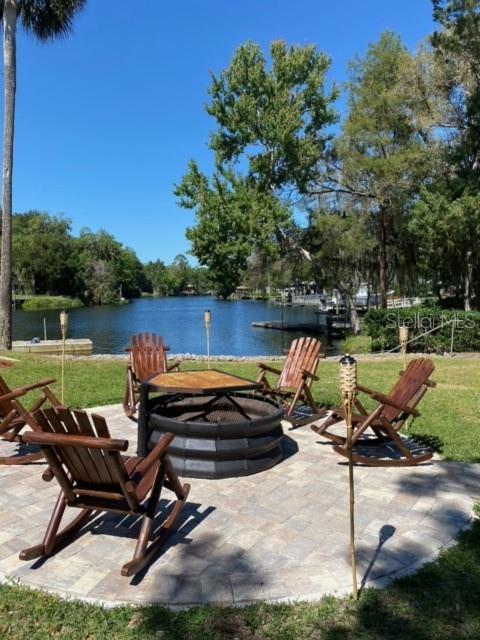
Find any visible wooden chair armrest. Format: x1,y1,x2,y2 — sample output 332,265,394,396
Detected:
369,391,420,417
0,378,57,403
257,363,282,376
301,368,319,381
134,433,175,476
356,383,377,396
22,432,129,451
167,360,181,372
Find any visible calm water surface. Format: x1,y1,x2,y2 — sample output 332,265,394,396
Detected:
12,297,329,356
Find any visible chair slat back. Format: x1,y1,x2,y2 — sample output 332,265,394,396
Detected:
278,337,323,389
130,333,168,382
33,407,134,506
382,358,435,422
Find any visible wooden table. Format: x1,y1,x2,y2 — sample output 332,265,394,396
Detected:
137,369,261,457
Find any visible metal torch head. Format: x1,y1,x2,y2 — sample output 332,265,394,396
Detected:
204,309,211,327
59,310,69,337
339,353,357,398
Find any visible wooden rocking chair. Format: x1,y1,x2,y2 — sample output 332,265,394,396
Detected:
20,407,190,577
257,337,326,426
0,375,60,465
312,358,436,466
123,333,180,418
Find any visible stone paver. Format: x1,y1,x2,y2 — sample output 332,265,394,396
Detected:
0,404,479,607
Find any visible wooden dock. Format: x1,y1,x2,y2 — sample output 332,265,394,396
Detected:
252,321,323,333
12,339,93,355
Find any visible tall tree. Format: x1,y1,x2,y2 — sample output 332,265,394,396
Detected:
0,0,86,348
432,0,480,191
12,211,75,294
317,33,434,307
408,1,480,310
176,40,337,291
310,210,376,334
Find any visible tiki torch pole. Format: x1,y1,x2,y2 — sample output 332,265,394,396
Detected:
204,309,211,370
399,325,409,371
60,310,68,404
339,353,358,600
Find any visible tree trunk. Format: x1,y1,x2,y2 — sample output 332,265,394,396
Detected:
0,0,17,349
338,285,361,335
464,252,473,311
378,205,387,309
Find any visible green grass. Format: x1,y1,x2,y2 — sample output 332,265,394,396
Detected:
342,335,373,354
21,295,84,311
1,353,479,461
0,352,480,638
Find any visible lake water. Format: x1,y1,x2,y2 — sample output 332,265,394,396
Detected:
12,296,330,356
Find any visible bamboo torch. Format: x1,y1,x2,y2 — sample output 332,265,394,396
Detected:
204,309,211,369
399,325,409,371
60,310,68,403
339,353,358,600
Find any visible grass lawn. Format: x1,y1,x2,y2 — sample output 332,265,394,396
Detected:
0,352,479,638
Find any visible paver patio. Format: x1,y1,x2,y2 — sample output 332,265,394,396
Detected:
0,404,479,607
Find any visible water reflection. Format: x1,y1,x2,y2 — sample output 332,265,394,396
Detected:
13,296,332,356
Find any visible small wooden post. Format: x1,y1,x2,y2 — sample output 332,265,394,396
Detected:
399,325,408,371
339,353,358,600
59,310,68,403
204,309,211,370
450,319,455,355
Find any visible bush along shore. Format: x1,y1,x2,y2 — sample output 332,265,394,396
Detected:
364,308,480,353
19,295,84,311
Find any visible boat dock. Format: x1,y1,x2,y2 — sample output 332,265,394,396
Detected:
252,321,324,333
12,339,93,355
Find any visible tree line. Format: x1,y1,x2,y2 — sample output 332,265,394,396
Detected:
175,0,480,333
10,211,210,304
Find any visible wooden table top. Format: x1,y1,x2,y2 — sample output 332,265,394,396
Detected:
145,369,261,394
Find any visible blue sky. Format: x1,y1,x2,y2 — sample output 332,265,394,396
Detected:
4,0,435,264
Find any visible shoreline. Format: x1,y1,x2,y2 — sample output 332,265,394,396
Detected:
64,351,480,362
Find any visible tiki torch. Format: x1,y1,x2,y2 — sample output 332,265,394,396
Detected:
339,353,358,600
399,325,409,371
204,309,211,369
60,310,68,403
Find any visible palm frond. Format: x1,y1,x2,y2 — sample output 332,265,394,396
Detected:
18,0,86,40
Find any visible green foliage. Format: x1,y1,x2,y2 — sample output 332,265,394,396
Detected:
8,213,147,305
329,32,434,303
16,0,87,41
21,295,83,310
342,335,372,354
176,40,337,295
410,190,480,307
12,211,77,296
309,210,376,333
207,40,337,194
364,307,480,352
432,0,480,193
143,256,211,297
178,166,289,296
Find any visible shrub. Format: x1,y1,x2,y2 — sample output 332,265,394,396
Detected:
21,296,83,311
341,335,372,354
364,308,480,353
